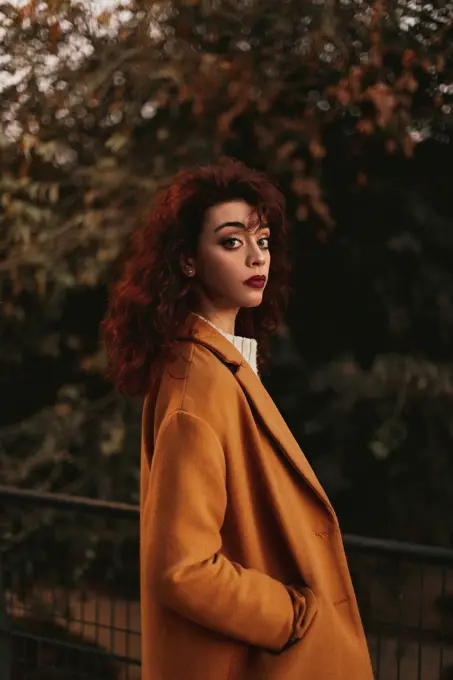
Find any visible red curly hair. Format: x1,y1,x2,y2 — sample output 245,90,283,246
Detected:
101,158,291,396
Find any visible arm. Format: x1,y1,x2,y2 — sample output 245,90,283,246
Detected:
143,408,317,652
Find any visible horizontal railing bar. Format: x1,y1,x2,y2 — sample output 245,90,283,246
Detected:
0,625,141,665
2,485,453,564
345,533,453,564
6,606,140,636
364,619,453,645
0,485,139,518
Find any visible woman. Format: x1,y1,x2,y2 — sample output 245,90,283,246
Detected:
102,159,374,680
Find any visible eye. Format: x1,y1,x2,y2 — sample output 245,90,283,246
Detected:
258,236,270,249
221,237,242,249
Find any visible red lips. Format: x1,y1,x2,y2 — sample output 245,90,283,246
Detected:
244,275,266,289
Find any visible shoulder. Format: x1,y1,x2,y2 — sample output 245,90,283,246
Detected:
154,340,242,431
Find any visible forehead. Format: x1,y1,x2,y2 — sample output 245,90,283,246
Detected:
203,200,261,229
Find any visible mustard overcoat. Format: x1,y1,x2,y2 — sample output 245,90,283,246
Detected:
140,315,374,680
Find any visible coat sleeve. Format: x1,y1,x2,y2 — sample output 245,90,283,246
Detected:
143,408,317,652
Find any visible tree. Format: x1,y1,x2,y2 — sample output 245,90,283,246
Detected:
1,0,453,555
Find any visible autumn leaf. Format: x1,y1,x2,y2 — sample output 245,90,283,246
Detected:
312,198,334,226
356,120,375,135
50,23,61,45
396,72,419,94
54,403,72,416
296,204,309,221
401,135,414,158
366,83,396,127
18,0,39,21
309,139,326,159
277,141,297,160
97,11,112,26
291,176,308,197
402,49,416,69
385,139,397,154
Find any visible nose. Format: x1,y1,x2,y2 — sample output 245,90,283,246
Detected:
246,242,266,268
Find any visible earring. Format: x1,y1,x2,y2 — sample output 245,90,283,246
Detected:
186,269,194,277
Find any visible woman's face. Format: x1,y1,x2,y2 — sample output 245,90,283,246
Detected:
187,200,271,317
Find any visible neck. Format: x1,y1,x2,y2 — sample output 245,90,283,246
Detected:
192,303,238,336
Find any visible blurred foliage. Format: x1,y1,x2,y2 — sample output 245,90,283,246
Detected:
1,0,453,573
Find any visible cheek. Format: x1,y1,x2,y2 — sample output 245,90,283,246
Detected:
200,250,241,282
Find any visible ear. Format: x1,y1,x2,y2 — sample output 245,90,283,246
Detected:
180,254,196,278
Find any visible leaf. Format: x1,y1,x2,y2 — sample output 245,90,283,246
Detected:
105,133,129,153
296,204,308,221
49,183,59,205
97,11,112,26
309,139,326,159
54,403,72,416
402,135,414,158
18,0,39,21
21,134,38,160
356,120,375,135
50,23,61,45
369,440,390,460
277,141,297,160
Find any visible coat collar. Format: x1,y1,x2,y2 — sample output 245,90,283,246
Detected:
178,315,336,518
179,313,245,369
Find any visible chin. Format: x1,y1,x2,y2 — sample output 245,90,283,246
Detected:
240,292,264,308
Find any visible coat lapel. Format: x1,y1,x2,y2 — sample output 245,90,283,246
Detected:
178,315,335,518
234,363,336,517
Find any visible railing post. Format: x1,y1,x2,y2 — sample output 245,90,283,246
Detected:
0,549,12,680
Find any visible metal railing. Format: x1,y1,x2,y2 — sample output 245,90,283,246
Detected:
1,484,453,680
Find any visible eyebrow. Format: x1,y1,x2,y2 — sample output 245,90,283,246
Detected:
214,221,268,233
